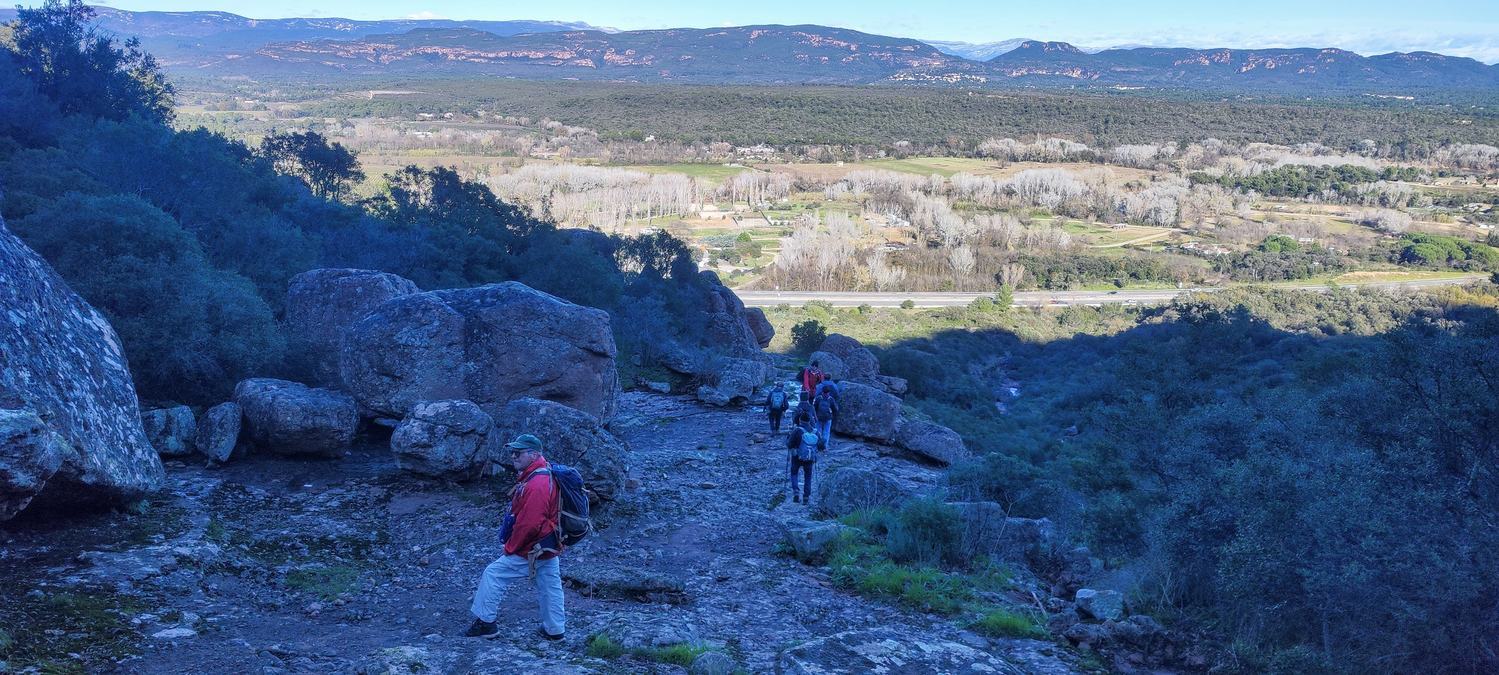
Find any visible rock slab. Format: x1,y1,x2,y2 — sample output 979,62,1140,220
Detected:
695,357,769,407
830,381,903,442
141,405,196,457
816,468,912,517
391,400,499,478
0,215,162,518
777,627,1025,674
895,419,970,466
0,409,72,520
234,379,357,458
1075,588,1125,622
285,268,419,386
494,397,628,501
341,281,618,422
194,402,242,463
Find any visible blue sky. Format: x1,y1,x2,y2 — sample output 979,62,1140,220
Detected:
90,0,1499,62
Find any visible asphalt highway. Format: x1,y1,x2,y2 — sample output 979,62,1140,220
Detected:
737,276,1486,308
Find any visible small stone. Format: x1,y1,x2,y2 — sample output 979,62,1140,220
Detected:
690,651,737,675
152,628,197,640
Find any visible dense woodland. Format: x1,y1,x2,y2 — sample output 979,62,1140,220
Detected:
192,77,1499,152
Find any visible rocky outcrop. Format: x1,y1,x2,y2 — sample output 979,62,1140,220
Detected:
816,333,907,395
391,400,499,479
777,627,1025,674
894,419,970,466
697,271,761,358
234,379,358,458
0,216,162,518
830,381,903,442
0,409,73,520
742,307,774,349
805,351,847,381
493,397,627,501
194,402,242,464
141,406,196,458
341,282,618,422
815,467,913,517
780,519,851,563
1075,588,1126,622
695,358,770,407
949,501,1056,563
285,268,418,386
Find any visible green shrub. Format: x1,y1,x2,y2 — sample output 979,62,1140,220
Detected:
885,498,964,568
900,299,916,309
790,319,827,355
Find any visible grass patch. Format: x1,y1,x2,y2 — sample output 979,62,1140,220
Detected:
586,633,714,666
971,607,1047,638
285,565,359,600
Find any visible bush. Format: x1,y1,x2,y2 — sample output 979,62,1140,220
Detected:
885,498,965,568
900,299,916,309
790,319,827,355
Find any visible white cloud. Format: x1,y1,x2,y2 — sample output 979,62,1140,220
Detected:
405,10,447,21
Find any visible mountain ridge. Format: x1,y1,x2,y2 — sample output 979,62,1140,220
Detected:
2,8,1493,93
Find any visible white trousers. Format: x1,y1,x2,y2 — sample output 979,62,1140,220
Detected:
469,554,565,636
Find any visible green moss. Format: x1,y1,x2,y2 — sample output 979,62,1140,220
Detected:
585,634,713,666
586,634,626,659
0,589,146,672
285,565,359,600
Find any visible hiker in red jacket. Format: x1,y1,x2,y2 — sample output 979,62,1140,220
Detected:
798,360,825,398
465,434,566,641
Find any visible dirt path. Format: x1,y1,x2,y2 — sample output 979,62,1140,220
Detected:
0,392,1079,674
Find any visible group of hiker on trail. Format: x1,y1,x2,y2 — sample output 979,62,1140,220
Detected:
465,360,846,641
766,359,841,505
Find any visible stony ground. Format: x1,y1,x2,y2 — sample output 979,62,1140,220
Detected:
0,392,1085,674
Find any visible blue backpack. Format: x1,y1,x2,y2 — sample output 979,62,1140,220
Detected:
534,464,593,546
815,395,835,420
769,390,788,410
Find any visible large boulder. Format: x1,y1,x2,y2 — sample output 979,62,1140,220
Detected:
493,397,627,501
0,410,74,520
194,402,242,464
948,502,1055,563
695,358,770,407
780,519,852,563
1075,588,1126,622
233,379,358,458
697,271,760,358
340,282,618,422
285,268,418,386
895,419,970,466
778,627,1024,675
816,468,913,517
805,351,847,382
742,307,774,349
391,400,500,479
141,406,196,458
817,334,881,382
0,216,162,518
830,381,902,442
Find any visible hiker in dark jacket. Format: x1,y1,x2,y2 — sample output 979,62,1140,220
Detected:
786,419,819,504
813,389,839,450
815,378,840,401
465,434,566,641
765,382,790,433
793,396,818,430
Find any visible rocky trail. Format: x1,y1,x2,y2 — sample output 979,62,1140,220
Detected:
0,391,1085,674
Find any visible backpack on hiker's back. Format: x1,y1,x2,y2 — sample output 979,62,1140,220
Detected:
769,389,788,411
534,464,592,546
789,429,819,462
814,393,837,420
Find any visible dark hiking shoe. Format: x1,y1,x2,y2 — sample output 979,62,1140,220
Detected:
792,495,801,504
465,618,501,639
539,627,565,641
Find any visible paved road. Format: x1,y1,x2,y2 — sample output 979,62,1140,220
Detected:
737,276,1486,308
